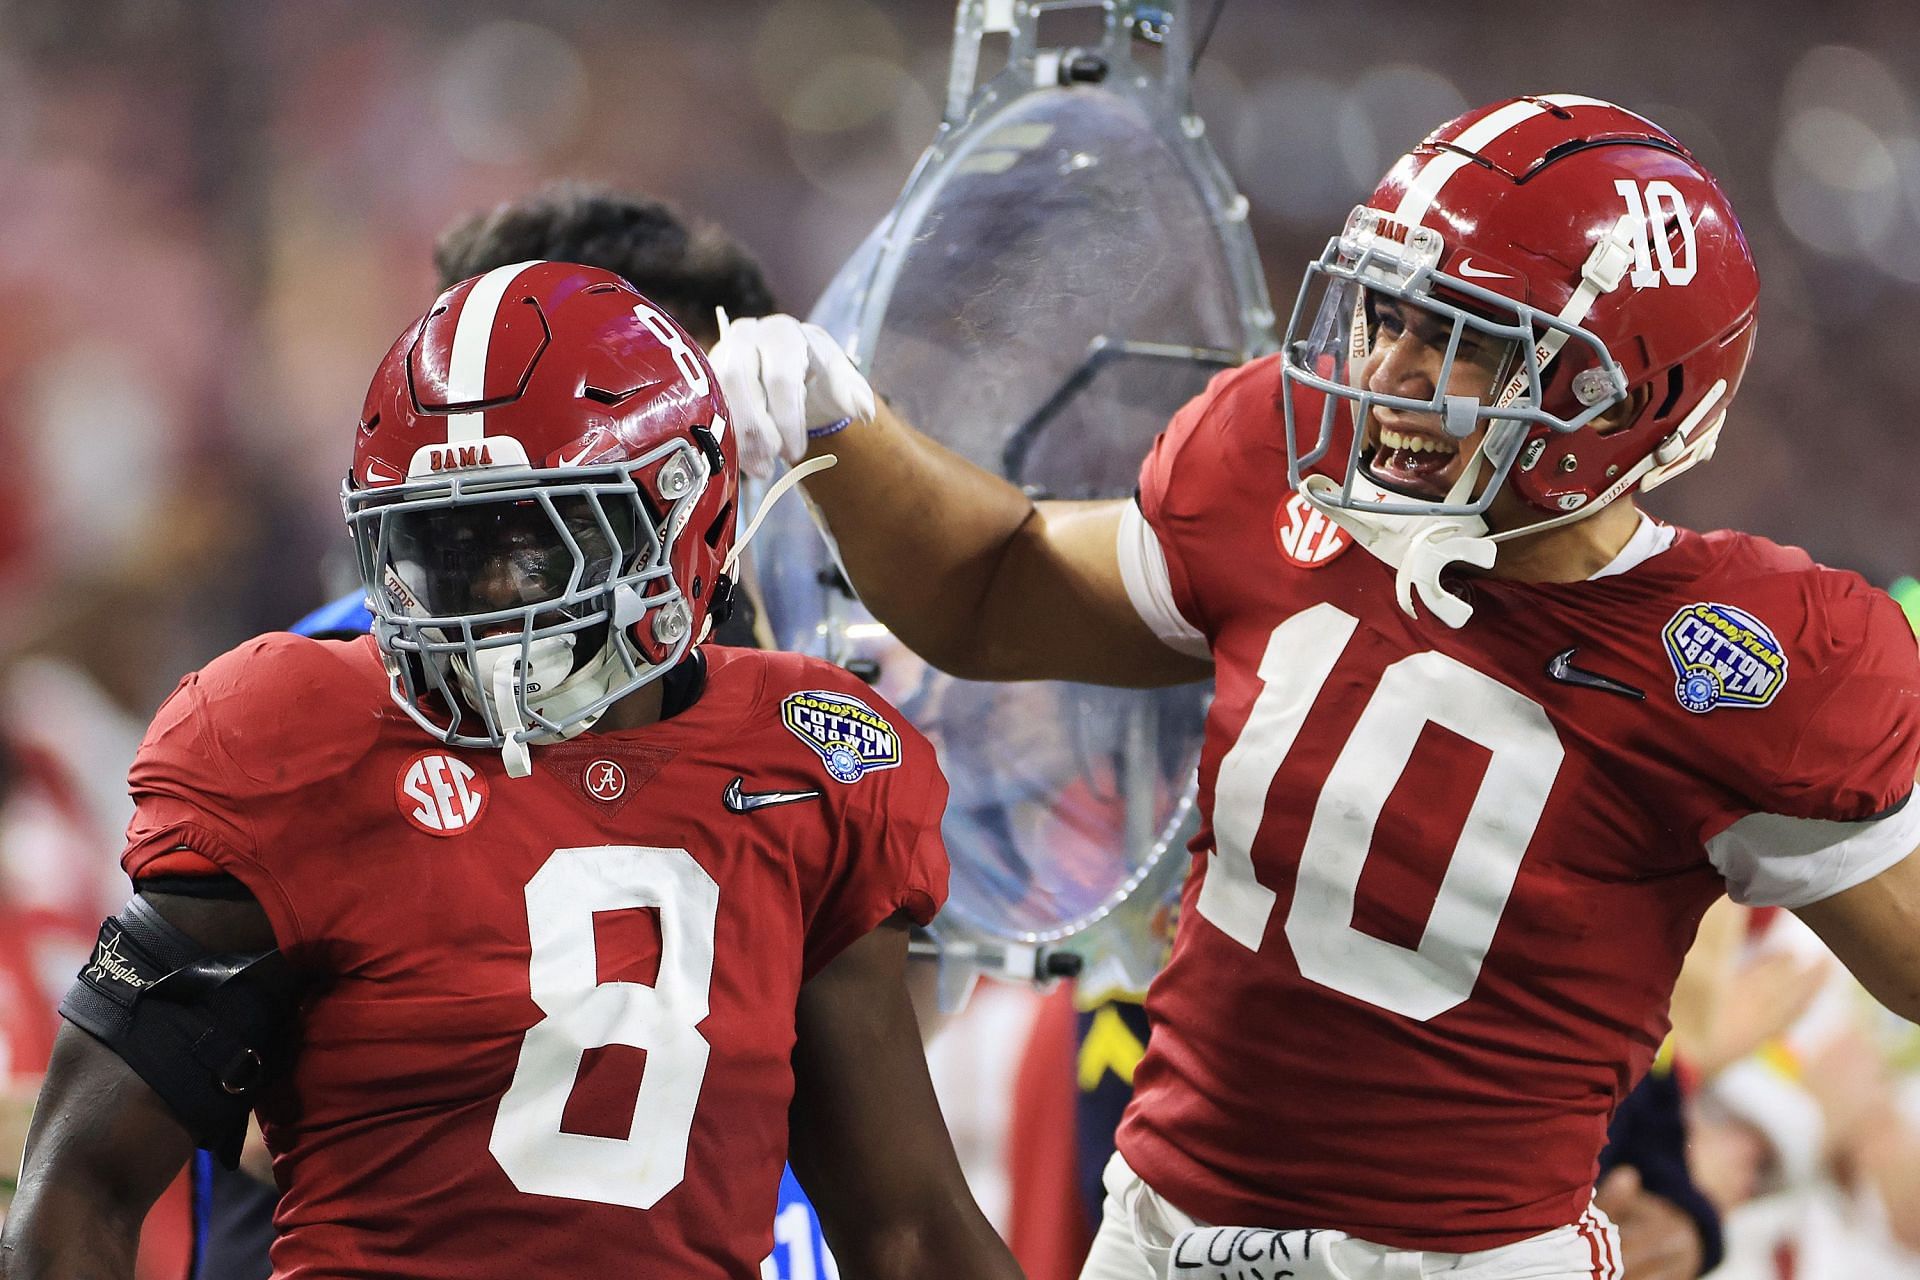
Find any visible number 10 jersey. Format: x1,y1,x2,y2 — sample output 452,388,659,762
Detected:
118,635,948,1279
1116,357,1920,1251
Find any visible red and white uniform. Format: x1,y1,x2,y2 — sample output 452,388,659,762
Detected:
1114,358,1920,1252
120,634,947,1280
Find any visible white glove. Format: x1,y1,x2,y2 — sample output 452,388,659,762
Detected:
709,313,877,482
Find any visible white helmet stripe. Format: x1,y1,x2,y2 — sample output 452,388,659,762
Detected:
1539,93,1617,111
1392,99,1541,227
445,260,545,444
1391,95,1623,229
1390,150,1474,232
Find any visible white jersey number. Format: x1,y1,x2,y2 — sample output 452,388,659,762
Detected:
1197,603,1565,1020
490,844,718,1209
1614,179,1698,288
633,301,712,395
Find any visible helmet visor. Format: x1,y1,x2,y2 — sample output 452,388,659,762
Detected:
1281,206,1631,518
375,491,638,621
1284,255,1540,514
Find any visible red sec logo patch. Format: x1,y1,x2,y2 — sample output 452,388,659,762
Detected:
1274,491,1352,569
397,751,490,836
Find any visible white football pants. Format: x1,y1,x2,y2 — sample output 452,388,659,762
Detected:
1079,1154,1623,1280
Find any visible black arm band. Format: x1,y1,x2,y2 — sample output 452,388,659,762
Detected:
136,873,256,900
58,896,299,1168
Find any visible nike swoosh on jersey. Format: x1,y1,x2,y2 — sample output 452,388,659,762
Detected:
722,776,825,813
1545,648,1646,700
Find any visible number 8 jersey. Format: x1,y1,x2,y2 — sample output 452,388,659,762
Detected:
118,635,948,1280
1115,357,1920,1252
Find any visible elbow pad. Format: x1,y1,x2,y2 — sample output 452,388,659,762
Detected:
59,895,299,1168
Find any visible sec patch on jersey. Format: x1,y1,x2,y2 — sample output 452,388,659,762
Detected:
780,690,902,783
1273,490,1351,570
396,750,490,835
1661,602,1789,714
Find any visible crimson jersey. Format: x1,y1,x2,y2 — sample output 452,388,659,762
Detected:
120,635,947,1280
1116,356,1920,1250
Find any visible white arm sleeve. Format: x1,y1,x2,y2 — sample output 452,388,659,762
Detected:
1706,797,1920,908
1114,502,1210,661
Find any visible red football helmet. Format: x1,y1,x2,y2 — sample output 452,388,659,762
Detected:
1282,94,1759,531
345,261,736,771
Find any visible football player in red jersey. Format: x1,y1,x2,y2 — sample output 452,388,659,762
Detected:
710,95,1920,1279
1,264,1023,1280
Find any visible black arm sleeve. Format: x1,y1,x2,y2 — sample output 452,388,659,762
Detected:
134,873,256,900
58,896,300,1168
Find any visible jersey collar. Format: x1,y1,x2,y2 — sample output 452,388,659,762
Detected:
1587,512,1675,582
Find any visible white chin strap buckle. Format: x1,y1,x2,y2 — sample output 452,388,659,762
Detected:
1396,519,1495,628
492,659,534,779
464,634,581,779
1298,473,1494,629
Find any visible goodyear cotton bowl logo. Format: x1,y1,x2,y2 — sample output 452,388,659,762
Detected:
1662,602,1789,715
781,690,902,783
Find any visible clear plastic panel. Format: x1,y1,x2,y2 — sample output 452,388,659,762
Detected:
762,85,1243,945
862,88,1243,483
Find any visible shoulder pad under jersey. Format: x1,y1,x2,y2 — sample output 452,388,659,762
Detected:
1685,532,1920,820
186,633,387,796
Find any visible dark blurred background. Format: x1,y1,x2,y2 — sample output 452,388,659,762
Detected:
0,0,1914,707
1,8,1918,1272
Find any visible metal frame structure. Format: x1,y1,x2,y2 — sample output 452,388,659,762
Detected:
800,0,1274,1006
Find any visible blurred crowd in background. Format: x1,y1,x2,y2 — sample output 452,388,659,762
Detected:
1,2,1918,1277
2,0,1918,692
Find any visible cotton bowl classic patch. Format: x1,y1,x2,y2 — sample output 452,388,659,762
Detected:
1662,602,1789,714
781,690,902,783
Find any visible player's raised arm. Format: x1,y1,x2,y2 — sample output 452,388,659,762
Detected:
711,316,1211,687
786,916,1024,1280
1,892,286,1280
1793,850,1920,1024
1732,574,1920,1028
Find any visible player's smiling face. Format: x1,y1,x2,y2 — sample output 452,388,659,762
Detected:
1356,294,1512,502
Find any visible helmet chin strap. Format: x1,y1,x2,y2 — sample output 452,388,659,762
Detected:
1301,470,1493,629
1303,393,1698,632
695,453,839,645
492,657,535,779
460,630,624,779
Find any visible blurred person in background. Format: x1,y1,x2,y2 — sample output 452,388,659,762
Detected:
1587,900,1829,1280
715,94,1920,1280
0,739,102,1225
0,498,243,1280
1687,908,1920,1280
2,263,1021,1280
